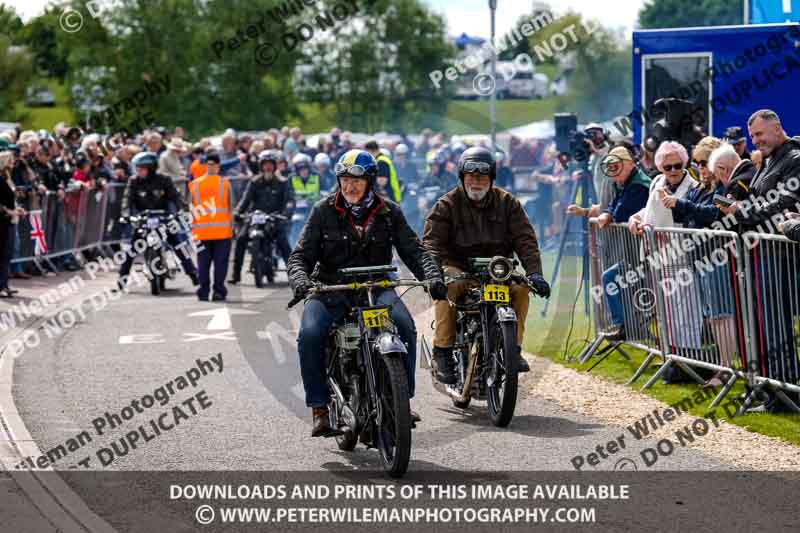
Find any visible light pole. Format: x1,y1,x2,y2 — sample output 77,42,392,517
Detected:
489,0,497,151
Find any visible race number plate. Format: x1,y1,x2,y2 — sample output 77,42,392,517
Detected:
147,217,161,229
252,213,267,224
362,307,390,329
483,284,510,303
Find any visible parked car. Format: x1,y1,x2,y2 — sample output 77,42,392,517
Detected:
24,86,56,107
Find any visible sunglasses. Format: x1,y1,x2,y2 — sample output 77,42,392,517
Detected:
335,163,368,177
662,163,683,172
462,161,492,174
693,160,708,168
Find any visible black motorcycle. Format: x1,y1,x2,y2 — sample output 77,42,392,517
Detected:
121,209,180,296
241,210,287,287
423,256,540,427
288,265,428,478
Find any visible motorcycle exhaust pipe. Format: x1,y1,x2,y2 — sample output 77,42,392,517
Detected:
449,340,479,403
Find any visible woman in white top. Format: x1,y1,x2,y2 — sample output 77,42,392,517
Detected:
628,141,702,352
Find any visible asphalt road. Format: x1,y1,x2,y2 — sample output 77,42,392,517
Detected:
12,268,731,473
6,266,748,531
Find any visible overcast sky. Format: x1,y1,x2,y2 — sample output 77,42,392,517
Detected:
10,0,646,37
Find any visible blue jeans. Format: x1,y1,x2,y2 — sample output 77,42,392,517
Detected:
297,289,417,408
602,263,624,327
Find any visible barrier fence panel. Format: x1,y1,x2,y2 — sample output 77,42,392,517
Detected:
578,222,663,378
640,227,750,409
740,231,800,412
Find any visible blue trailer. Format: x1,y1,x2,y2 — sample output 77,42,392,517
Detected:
622,23,800,147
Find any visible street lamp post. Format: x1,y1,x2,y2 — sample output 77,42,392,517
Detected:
489,0,497,151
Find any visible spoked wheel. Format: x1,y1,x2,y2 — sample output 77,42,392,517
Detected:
375,355,411,478
486,317,518,427
252,245,264,288
145,248,161,296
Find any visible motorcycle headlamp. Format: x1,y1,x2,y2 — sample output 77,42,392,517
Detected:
488,256,513,283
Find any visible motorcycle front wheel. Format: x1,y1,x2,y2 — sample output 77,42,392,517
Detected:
251,243,264,288
145,247,161,296
486,317,518,427
375,355,411,478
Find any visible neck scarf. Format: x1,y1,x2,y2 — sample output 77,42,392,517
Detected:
344,190,375,224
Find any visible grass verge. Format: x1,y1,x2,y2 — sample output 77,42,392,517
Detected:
524,252,800,448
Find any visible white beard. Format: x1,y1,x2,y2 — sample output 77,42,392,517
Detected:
466,185,490,201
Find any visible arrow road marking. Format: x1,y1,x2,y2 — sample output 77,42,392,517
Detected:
188,307,259,330
183,331,238,342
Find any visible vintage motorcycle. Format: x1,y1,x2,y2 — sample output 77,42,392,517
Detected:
288,265,428,478
121,209,181,296
422,256,542,427
241,210,287,287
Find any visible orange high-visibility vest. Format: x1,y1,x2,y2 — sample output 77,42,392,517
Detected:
190,174,233,241
190,160,207,179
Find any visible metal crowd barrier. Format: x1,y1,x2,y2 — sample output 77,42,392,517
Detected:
578,222,663,376
580,221,800,414
738,231,800,412
639,227,751,410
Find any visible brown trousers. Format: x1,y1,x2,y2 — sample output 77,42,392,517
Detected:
433,266,530,348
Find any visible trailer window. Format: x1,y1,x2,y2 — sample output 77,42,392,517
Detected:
643,55,710,139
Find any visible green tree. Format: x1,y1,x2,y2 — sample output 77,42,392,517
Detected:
16,7,71,79
0,34,34,116
299,0,454,132
638,0,742,29
0,3,23,41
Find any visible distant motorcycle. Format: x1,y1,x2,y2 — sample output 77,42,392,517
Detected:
120,209,180,296
241,210,287,287
288,265,429,478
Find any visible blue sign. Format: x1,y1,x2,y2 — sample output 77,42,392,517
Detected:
750,0,800,23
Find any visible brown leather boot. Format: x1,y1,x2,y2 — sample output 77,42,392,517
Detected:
311,407,332,437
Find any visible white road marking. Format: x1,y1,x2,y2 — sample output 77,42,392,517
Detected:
119,333,166,344
183,331,237,342
188,307,259,330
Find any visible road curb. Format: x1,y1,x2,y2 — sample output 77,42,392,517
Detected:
0,276,120,533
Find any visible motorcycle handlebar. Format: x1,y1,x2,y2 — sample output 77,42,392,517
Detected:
286,279,430,309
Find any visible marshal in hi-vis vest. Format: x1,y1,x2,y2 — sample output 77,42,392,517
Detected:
190,174,233,241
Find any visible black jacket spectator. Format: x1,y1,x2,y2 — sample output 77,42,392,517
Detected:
735,138,800,231
726,159,757,201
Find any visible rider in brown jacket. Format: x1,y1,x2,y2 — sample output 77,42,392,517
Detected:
423,147,550,384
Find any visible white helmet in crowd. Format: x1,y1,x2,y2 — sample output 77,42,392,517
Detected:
379,148,391,158
292,152,312,170
314,152,331,168
395,144,409,155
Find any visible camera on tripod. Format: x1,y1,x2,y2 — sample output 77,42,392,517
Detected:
644,98,704,153
553,113,606,164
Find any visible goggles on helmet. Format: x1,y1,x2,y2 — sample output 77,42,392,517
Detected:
462,161,492,175
335,163,369,177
